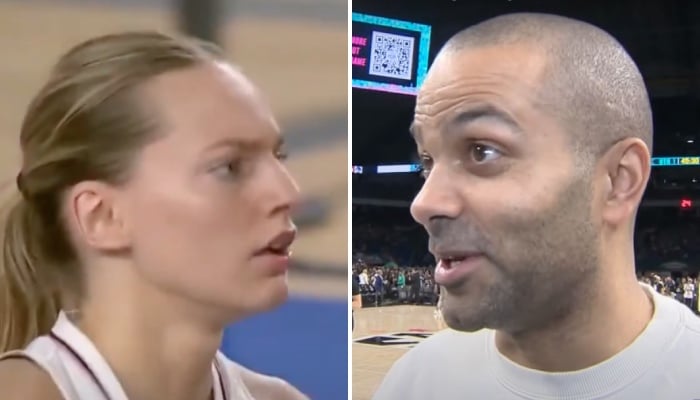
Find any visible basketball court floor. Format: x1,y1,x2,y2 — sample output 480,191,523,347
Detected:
352,305,447,400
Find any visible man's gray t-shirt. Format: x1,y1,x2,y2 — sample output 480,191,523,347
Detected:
374,287,700,400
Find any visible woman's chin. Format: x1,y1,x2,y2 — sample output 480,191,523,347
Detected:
247,281,290,314
202,279,290,323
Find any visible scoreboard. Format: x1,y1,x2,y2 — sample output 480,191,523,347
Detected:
652,156,700,167
353,156,700,175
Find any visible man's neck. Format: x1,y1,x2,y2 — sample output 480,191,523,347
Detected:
494,269,654,372
79,279,229,400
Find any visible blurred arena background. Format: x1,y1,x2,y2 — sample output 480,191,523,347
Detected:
0,0,347,398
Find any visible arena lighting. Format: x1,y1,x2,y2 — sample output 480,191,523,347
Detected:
680,198,693,209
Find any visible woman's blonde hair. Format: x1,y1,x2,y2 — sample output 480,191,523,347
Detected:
0,31,221,352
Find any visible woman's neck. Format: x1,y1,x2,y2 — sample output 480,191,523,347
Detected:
78,287,228,400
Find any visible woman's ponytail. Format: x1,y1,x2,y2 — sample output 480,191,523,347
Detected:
0,195,61,352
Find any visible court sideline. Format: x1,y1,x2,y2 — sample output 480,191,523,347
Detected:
353,306,445,400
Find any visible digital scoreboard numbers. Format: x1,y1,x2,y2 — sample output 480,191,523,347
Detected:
355,156,700,176
652,156,700,167
352,13,431,95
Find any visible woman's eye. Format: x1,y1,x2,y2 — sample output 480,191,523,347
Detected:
275,149,289,161
212,159,243,179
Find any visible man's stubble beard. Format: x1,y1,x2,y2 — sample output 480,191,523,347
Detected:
439,174,601,334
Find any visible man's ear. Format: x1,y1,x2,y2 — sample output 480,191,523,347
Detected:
598,138,650,226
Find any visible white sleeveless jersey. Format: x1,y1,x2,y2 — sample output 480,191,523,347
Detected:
0,311,256,400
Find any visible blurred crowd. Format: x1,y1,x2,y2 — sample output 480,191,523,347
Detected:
352,205,436,306
635,208,700,266
352,204,700,311
351,264,439,307
639,272,699,312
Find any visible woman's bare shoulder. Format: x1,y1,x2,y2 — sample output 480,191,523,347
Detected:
229,361,309,400
0,358,63,400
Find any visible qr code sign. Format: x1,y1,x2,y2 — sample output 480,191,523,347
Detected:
369,31,415,81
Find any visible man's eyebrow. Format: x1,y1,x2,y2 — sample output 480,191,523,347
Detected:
409,104,521,144
447,104,522,134
409,121,422,143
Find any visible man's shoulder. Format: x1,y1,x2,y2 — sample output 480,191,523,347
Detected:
656,291,700,335
405,328,490,361
373,329,492,399
676,303,700,347
652,293,700,365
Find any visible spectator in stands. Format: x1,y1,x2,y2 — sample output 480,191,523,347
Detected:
397,271,406,290
409,269,422,304
359,268,369,286
396,271,408,303
372,269,385,306
352,277,361,331
683,278,695,309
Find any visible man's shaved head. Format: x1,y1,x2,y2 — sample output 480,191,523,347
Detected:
411,13,654,334
442,13,653,166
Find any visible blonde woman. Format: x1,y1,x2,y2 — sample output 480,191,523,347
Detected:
0,32,307,400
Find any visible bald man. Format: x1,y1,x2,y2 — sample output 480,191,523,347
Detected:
374,13,700,400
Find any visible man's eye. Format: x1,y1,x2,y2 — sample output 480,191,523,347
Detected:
419,154,433,178
469,144,501,163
